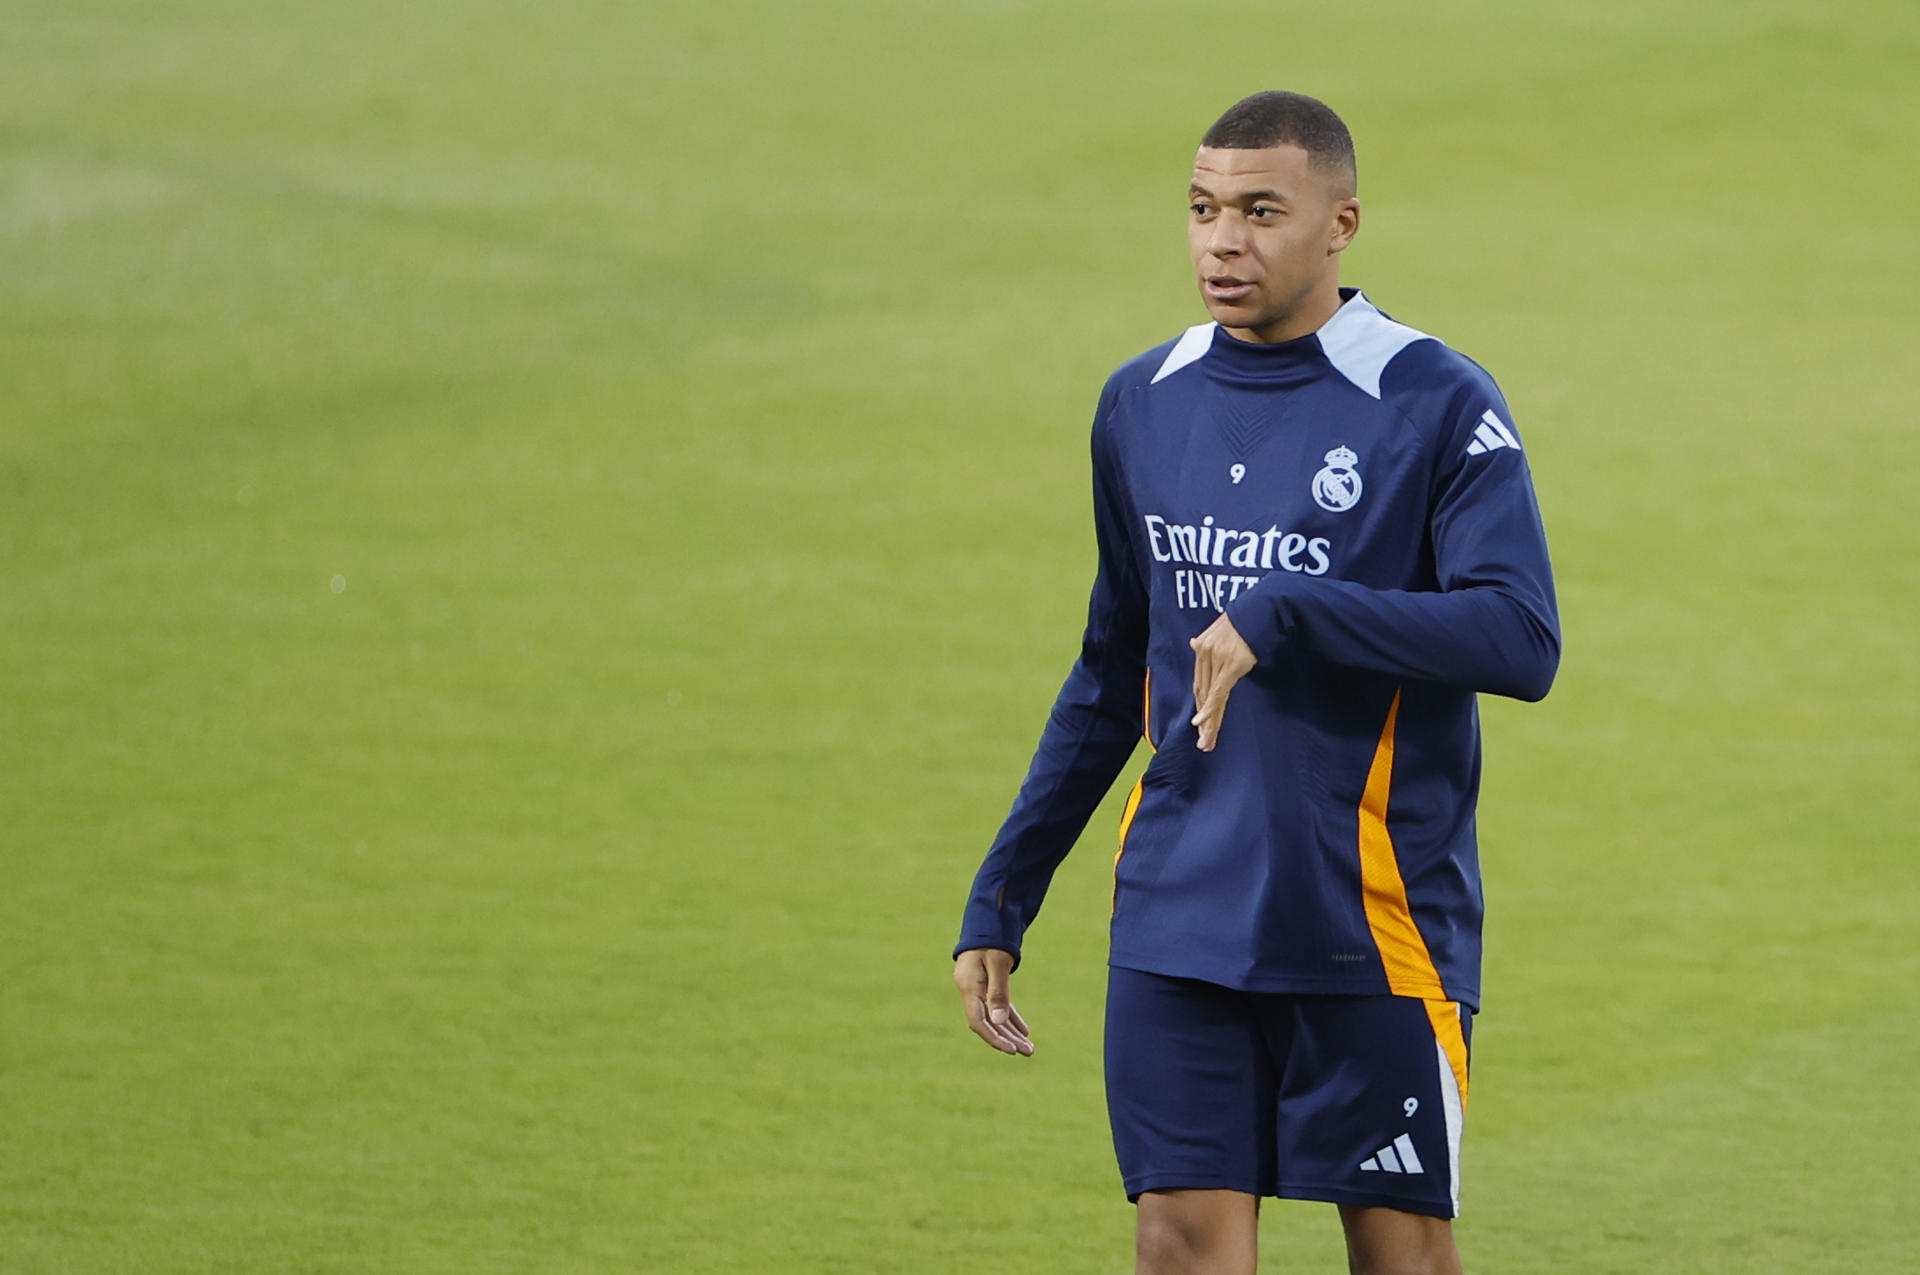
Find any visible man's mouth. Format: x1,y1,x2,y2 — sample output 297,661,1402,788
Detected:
1204,276,1256,302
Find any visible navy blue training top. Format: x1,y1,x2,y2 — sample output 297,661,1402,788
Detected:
954,289,1560,1010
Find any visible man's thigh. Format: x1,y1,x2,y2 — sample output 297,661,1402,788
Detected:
1105,967,1281,1200
1105,968,1472,1220
1265,992,1471,1220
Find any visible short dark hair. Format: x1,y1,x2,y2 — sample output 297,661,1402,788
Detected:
1201,91,1356,191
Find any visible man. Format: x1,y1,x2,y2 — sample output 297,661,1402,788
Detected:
952,91,1559,1275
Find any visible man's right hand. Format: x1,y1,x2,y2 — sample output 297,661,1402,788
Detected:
953,947,1034,1056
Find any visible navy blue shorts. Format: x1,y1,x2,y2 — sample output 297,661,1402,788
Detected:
1105,966,1473,1219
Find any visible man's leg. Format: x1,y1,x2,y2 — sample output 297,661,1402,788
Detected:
1106,969,1278,1269
1135,1188,1258,1275
1259,994,1472,1268
1337,1205,1462,1275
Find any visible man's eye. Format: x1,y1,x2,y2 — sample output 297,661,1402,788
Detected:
1191,202,1213,216
1251,206,1281,219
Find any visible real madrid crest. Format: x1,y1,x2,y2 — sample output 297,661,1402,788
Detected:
1311,445,1364,513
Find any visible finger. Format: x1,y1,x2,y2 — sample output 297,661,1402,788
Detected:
961,987,998,1045
995,1002,1031,1040
991,1005,1033,1057
984,959,1012,1020
974,999,1024,1054
956,959,1012,1051
968,992,1021,1053
1190,637,1211,709
983,958,1035,1051
1004,1006,1035,1054
1195,681,1228,751
987,1006,1032,1055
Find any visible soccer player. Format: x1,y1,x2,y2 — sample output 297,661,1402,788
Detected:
951,91,1559,1275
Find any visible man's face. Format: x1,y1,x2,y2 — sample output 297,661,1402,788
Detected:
1187,144,1359,343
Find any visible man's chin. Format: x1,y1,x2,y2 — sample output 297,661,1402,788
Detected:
1201,296,1275,330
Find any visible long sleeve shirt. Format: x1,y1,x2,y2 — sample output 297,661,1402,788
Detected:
955,290,1559,1009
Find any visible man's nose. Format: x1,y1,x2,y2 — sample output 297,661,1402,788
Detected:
1206,215,1247,258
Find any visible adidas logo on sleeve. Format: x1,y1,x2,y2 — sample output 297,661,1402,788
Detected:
1465,409,1521,457
1359,1133,1425,1175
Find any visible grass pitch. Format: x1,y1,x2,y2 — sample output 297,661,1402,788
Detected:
3,1,1917,1270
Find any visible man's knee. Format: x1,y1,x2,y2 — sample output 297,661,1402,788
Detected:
1338,1205,1461,1275
1135,1209,1200,1272
1135,1190,1256,1275
1346,1252,1457,1275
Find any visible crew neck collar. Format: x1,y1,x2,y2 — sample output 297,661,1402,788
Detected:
1214,287,1368,353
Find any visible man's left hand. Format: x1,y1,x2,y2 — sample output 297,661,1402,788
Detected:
1189,614,1257,752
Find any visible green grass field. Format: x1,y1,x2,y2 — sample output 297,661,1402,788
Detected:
4,1,1917,1270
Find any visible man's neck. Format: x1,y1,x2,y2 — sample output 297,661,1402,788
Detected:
1223,282,1346,345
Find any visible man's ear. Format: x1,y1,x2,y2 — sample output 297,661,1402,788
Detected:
1330,198,1361,255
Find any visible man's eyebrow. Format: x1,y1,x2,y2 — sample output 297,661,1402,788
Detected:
1188,183,1287,203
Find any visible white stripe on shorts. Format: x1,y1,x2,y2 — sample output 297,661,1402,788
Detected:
1433,1027,1465,1217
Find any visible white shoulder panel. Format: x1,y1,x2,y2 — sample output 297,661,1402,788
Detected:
1317,292,1436,399
1149,322,1217,385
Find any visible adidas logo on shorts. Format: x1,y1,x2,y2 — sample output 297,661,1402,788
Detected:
1359,1133,1424,1175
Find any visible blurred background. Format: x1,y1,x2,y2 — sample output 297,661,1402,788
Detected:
3,1,1915,1270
